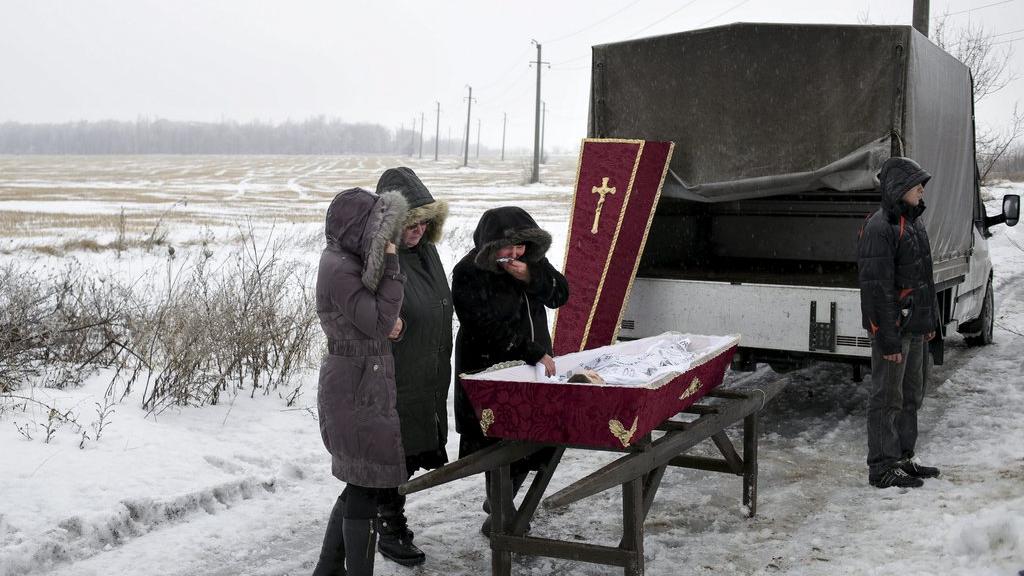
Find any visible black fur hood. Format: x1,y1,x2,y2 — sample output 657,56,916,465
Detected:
470,206,552,272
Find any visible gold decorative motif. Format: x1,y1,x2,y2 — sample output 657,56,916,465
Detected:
590,177,617,234
480,408,495,436
679,377,701,400
609,415,639,448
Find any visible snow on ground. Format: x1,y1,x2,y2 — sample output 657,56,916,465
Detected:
1,158,1022,576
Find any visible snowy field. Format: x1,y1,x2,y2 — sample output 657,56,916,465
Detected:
1,155,1022,576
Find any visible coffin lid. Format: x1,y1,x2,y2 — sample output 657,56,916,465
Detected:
551,139,675,356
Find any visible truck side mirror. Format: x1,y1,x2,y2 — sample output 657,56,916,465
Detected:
1004,194,1020,227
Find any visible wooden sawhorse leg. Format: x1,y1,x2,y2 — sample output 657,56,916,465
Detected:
743,411,759,517
622,475,645,576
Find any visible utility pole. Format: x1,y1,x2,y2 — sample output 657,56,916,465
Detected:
411,116,416,157
913,0,929,37
501,112,507,161
419,112,425,159
463,85,475,167
433,102,440,161
530,40,549,183
399,123,404,154
476,118,481,159
541,101,547,164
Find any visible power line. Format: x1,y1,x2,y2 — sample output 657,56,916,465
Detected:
694,0,751,28
476,47,533,91
630,0,702,38
552,0,706,66
991,34,1024,45
940,0,1015,17
543,0,645,44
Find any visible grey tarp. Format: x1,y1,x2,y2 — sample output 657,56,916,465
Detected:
589,22,976,267
904,32,976,266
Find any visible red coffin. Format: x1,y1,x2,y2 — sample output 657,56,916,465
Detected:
461,333,738,449
460,139,739,449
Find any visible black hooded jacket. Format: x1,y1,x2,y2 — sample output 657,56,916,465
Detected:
452,206,569,439
375,168,453,468
857,157,938,355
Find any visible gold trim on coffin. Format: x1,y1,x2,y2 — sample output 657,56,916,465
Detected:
480,408,495,436
609,415,639,448
552,138,646,349
580,141,646,351
614,141,676,341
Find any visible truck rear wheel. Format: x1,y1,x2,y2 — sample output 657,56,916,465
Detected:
963,280,994,346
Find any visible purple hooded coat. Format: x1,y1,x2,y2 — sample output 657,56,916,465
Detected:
316,187,409,488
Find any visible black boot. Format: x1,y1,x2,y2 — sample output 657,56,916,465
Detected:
377,494,425,566
869,466,924,489
898,458,940,479
312,496,346,576
342,518,376,576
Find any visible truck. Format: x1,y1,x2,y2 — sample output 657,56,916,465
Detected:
592,23,1020,372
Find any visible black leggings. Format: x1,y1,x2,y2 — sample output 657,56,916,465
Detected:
340,484,382,519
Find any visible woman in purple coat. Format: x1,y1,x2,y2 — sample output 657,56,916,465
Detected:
312,187,408,576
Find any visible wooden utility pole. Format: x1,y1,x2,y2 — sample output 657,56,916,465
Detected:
530,40,549,183
913,0,929,37
433,102,441,161
463,85,475,167
476,118,481,159
501,112,507,161
541,101,547,164
419,112,424,158
411,116,416,157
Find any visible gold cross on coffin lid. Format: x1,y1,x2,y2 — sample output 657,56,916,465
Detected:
591,177,616,234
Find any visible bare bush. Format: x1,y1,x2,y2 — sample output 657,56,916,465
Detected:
135,231,319,413
1,232,319,415
0,261,132,392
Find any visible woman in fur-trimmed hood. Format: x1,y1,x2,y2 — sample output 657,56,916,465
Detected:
368,167,451,567
452,206,569,532
313,187,407,576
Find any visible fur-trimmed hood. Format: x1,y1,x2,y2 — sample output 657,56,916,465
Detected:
376,166,448,244
324,187,408,291
878,156,931,222
470,206,552,273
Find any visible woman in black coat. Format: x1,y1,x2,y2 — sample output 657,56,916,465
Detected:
371,167,453,566
452,206,569,532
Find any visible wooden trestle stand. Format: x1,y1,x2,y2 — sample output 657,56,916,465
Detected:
399,379,786,576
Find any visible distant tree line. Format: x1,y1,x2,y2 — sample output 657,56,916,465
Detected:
0,117,430,155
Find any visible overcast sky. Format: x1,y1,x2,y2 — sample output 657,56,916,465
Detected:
1,0,1021,150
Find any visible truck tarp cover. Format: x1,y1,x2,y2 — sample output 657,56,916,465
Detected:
590,23,975,265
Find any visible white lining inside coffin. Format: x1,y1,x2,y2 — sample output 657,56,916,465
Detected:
468,332,740,389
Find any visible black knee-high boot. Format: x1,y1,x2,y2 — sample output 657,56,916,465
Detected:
342,518,377,576
312,495,346,576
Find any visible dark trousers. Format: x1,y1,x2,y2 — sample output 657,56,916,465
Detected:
867,334,929,477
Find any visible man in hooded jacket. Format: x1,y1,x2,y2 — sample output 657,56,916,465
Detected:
857,156,942,489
